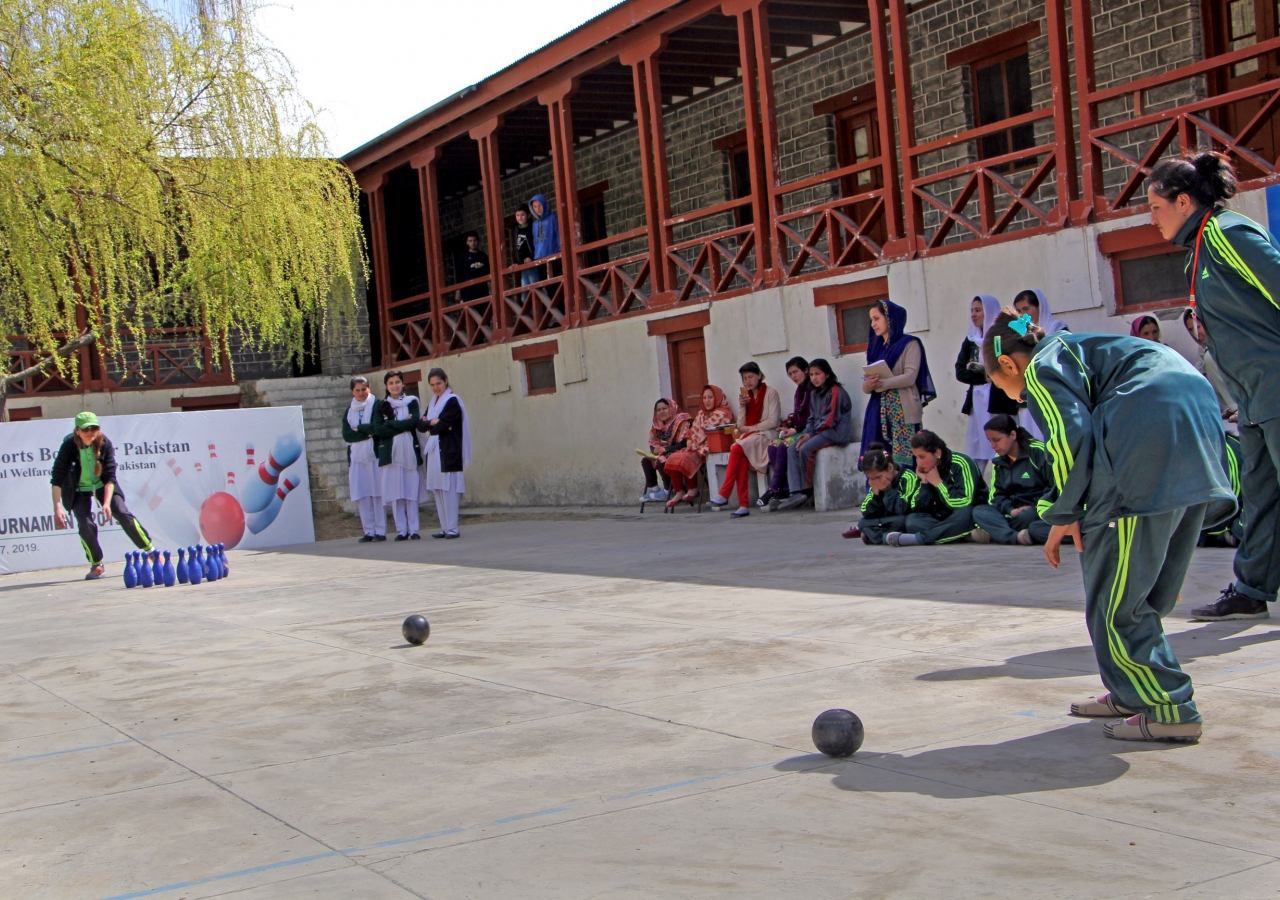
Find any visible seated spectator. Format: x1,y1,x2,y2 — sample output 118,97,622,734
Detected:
884,430,986,546
971,414,1054,545
957,295,1019,467
640,398,690,503
457,232,491,300
1130,314,1161,342
775,359,854,511
1201,432,1244,548
760,356,812,508
710,362,780,517
663,386,734,507
849,442,919,545
1182,307,1239,430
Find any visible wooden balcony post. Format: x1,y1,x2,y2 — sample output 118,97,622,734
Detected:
622,37,675,301
888,0,921,252
356,173,393,367
1045,0,1079,223
724,0,780,281
868,0,903,245
1071,0,1102,219
539,78,582,325
410,146,446,357
470,117,508,337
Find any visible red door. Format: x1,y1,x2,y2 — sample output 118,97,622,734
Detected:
1209,0,1280,174
668,330,708,417
836,105,888,261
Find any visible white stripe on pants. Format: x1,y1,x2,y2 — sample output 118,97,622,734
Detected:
357,496,386,536
392,499,419,536
433,489,460,533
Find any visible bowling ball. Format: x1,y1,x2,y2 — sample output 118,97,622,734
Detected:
200,492,246,549
811,709,864,758
402,615,430,645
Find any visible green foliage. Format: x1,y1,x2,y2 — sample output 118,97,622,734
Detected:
0,0,365,377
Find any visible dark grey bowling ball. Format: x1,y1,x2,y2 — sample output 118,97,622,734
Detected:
812,709,864,758
402,614,430,645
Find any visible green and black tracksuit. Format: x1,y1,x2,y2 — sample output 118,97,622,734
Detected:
49,434,153,566
904,451,985,545
1024,333,1236,725
1201,433,1244,546
972,441,1055,544
1175,208,1280,604
859,470,919,544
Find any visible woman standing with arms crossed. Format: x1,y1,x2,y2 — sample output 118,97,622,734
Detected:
417,368,471,539
373,370,422,541
1147,153,1280,622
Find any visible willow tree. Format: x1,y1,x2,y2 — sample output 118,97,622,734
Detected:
0,0,365,415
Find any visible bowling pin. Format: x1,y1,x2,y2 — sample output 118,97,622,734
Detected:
225,469,239,501
162,551,176,587
123,553,138,588
188,546,202,585
241,433,303,514
217,543,229,578
206,546,219,582
150,550,163,586
166,458,206,512
192,461,212,498
207,443,225,493
142,478,201,547
176,548,189,584
138,551,154,587
246,476,299,534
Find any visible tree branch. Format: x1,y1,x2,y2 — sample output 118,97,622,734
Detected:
2,330,96,389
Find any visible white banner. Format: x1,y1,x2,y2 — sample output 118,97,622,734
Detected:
0,407,314,574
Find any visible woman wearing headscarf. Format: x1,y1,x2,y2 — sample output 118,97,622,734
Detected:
1130,315,1162,342
710,361,781,517
372,370,423,541
860,298,937,468
775,359,854,511
416,367,471,539
343,375,386,542
759,356,812,507
1013,289,1068,440
663,386,734,507
956,294,1020,464
640,398,691,502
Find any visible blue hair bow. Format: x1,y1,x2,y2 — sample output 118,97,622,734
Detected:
1008,313,1033,337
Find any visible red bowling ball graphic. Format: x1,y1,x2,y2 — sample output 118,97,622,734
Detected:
199,491,246,549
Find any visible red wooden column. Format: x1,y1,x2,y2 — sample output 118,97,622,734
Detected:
724,0,779,281
539,78,582,325
621,37,675,304
410,146,447,356
1044,0,1079,223
470,117,508,338
1071,0,1102,220
357,173,393,367
888,0,921,253
868,0,903,246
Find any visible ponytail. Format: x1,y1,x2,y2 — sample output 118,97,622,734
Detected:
1149,152,1238,210
860,441,896,475
983,307,1047,374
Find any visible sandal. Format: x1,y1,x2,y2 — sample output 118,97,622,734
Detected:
665,496,682,509
1070,693,1136,718
1103,714,1202,743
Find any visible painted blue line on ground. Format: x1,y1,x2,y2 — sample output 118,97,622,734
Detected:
605,762,776,801
490,806,574,825
9,740,132,762
98,851,342,900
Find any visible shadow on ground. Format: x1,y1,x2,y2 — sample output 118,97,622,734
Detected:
774,721,1177,798
916,622,1280,682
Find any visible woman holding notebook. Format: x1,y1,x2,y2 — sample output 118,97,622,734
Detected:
860,299,937,469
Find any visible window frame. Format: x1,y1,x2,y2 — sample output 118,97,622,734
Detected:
947,23,1042,170
814,276,889,355
1099,224,1191,313
713,129,754,228
511,339,559,396
523,357,557,396
969,46,1035,166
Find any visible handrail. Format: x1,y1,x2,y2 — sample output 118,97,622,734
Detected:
577,250,650,277
664,196,752,227
911,141,1056,185
441,273,493,300
666,222,754,253
1087,35,1280,105
504,253,563,276
909,107,1054,158
576,226,647,256
773,157,886,197
386,289,433,309
1090,78,1280,139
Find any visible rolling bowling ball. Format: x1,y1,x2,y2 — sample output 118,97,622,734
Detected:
812,709,864,758
402,614,430,645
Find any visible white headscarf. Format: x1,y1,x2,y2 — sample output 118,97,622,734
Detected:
1023,288,1069,334
386,393,418,468
968,294,1002,359
347,391,378,465
426,388,472,467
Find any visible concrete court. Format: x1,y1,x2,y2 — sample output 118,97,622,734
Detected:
2,509,1279,900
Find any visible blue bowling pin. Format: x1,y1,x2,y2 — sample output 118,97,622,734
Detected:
138,551,154,588
162,551,176,587
176,548,189,584
207,547,220,582
150,551,163,586
216,543,228,579
123,553,138,588
188,546,202,585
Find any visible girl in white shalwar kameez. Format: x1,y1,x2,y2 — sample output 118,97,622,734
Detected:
373,371,423,540
1012,288,1070,440
342,376,386,541
417,367,471,539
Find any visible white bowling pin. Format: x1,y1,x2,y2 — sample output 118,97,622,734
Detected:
192,460,213,497
246,475,299,534
207,443,225,493
241,433,303,514
142,479,202,546
225,468,239,501
166,458,206,512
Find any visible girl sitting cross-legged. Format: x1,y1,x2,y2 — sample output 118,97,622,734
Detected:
971,414,1055,545
884,430,987,547
853,442,920,545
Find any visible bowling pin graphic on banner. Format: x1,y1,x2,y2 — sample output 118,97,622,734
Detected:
242,434,303,514
166,458,206,512
207,443,226,494
246,475,299,534
136,471,202,547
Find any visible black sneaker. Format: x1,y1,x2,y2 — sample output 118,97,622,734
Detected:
394,534,409,542
410,533,421,540
757,490,775,508
358,534,375,543
1190,586,1270,621
372,535,387,542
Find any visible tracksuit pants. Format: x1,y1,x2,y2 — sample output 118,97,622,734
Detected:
433,489,461,533
1081,505,1205,725
904,508,974,545
860,515,906,545
972,505,1052,545
356,496,386,537
71,489,152,565
1233,417,1280,603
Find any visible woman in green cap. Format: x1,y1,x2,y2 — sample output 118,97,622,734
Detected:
49,412,154,579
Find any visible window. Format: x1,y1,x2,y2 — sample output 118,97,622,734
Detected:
525,358,556,395
713,130,754,228
7,406,42,421
579,181,610,270
947,23,1040,165
1099,225,1190,312
813,276,889,355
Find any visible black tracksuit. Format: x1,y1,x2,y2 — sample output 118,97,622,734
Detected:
49,434,153,565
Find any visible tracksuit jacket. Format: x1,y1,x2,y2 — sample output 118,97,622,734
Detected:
910,451,986,520
861,470,920,519
988,441,1055,514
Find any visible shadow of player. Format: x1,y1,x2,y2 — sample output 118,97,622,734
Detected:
774,721,1174,799
915,621,1280,682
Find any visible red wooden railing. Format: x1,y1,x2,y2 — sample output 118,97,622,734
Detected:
576,227,652,320
503,256,568,337
664,197,757,302
385,289,436,364
772,159,891,280
437,274,497,351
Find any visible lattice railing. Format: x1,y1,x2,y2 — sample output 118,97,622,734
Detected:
503,257,567,338
664,197,757,302
773,159,890,281
576,227,651,320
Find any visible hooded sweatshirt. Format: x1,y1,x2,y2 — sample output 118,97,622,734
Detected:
530,194,560,260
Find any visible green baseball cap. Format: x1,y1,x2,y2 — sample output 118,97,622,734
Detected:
74,411,100,430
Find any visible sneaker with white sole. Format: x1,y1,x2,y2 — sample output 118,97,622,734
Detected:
1103,714,1201,743
885,532,902,547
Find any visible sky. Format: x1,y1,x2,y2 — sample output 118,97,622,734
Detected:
254,0,624,158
